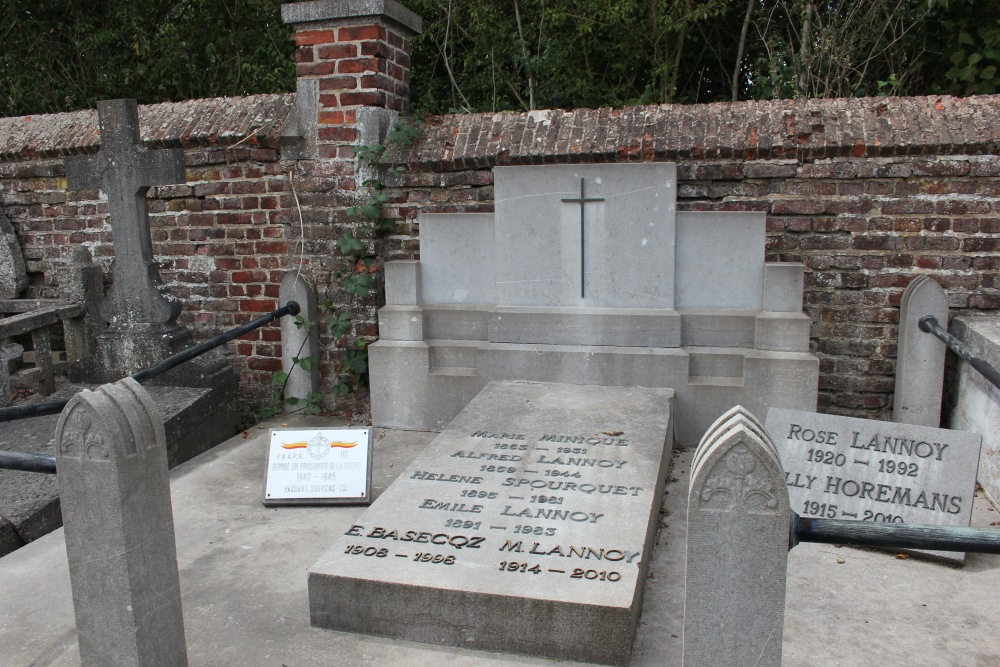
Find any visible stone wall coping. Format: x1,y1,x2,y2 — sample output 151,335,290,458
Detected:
401,94,1000,170
0,93,295,161
3,92,999,170
281,0,423,34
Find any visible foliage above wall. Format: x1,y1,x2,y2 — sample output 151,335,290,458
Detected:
3,0,999,116
0,0,295,117
405,0,1000,112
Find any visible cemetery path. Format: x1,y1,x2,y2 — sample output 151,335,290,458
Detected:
1,417,999,666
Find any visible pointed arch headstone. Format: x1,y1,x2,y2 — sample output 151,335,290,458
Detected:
893,275,949,426
55,377,188,667
684,406,790,666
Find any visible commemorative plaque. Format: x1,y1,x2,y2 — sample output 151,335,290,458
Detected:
308,381,674,666
263,427,372,506
765,408,982,561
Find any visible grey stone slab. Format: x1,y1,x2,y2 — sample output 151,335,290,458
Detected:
494,164,677,308
309,381,674,666
764,262,805,313
384,260,421,306
675,212,765,309
488,306,681,347
377,305,425,341
280,270,320,403
423,304,490,340
893,276,948,427
55,378,187,666
754,311,812,352
478,343,690,391
684,410,789,666
948,315,1000,510
428,340,480,371
679,309,756,347
419,214,496,305
65,99,186,328
368,340,485,430
0,207,27,299
766,407,982,562
280,0,423,34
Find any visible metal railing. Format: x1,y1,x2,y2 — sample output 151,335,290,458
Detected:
790,512,1000,554
0,301,300,474
919,315,1000,391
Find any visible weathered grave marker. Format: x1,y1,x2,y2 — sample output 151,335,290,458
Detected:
684,406,789,667
766,407,982,562
894,275,949,427
65,99,189,380
55,377,187,666
66,99,185,326
0,206,27,299
279,269,320,404
309,381,673,666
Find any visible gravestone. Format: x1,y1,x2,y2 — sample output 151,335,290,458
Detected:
766,407,982,562
279,269,320,404
894,275,949,427
0,206,27,299
309,381,673,666
55,377,187,667
63,99,239,456
684,406,789,666
371,163,818,445
65,99,188,381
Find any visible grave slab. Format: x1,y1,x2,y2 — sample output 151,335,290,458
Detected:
766,407,982,562
309,381,674,666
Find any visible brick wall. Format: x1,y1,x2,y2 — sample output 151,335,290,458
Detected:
2,9,1000,423
0,95,306,417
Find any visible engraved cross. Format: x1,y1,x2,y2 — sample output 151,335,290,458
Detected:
561,178,605,298
66,99,186,325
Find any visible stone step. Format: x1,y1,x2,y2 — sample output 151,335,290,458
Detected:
427,339,481,369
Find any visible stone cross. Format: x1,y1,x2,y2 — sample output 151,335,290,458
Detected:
55,377,188,667
561,178,604,298
65,99,185,326
683,405,790,666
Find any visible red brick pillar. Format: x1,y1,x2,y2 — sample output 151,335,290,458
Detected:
279,1,421,418
282,1,421,121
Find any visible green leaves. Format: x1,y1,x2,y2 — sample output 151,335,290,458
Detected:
338,231,366,256
1,0,295,117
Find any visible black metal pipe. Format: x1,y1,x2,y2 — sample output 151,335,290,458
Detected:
130,300,299,383
0,450,56,474
0,301,300,423
791,512,1000,554
919,315,1000,391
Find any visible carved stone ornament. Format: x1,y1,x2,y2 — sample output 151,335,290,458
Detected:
58,404,109,462
699,443,779,514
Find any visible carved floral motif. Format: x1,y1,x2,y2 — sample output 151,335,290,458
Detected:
60,407,109,462
700,444,779,514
